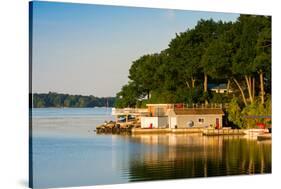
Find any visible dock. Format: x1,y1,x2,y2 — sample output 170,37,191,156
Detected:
96,125,247,136
257,134,272,141
202,128,245,136
131,128,203,134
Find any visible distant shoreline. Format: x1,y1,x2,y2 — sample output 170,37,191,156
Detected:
32,106,114,108
32,92,116,108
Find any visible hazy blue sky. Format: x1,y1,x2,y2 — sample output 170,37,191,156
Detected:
31,1,239,97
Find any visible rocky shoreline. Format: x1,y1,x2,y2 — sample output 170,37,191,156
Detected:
95,120,140,134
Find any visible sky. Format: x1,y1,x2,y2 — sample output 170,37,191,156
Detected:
31,1,239,97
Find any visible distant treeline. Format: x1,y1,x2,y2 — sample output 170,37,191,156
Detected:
33,92,116,108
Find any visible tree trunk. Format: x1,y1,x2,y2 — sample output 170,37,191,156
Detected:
245,75,253,103
227,79,230,95
185,81,190,89
252,77,255,101
233,78,248,106
191,77,195,88
260,71,265,104
204,74,208,104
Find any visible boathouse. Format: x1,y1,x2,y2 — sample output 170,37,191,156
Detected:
167,108,224,129
112,107,148,126
140,104,172,128
140,104,224,129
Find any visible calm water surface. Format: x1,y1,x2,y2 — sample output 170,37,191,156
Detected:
31,108,271,188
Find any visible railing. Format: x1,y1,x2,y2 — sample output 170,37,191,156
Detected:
112,103,228,116
173,103,229,109
112,108,148,115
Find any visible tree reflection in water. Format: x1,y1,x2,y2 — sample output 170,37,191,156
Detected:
125,134,271,181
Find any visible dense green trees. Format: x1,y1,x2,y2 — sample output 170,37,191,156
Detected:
33,92,115,108
231,15,271,105
115,82,142,108
116,15,271,108
115,14,271,128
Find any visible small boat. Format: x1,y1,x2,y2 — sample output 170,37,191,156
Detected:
243,129,268,139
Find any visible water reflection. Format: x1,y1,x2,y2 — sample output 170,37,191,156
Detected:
32,108,272,188
124,134,271,181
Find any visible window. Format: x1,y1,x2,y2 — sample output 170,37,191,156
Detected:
155,107,165,116
198,118,204,124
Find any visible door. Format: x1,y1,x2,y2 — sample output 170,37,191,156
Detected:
216,118,220,129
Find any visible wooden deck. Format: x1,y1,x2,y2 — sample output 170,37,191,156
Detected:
96,126,254,137
131,128,244,135
131,128,204,134
202,128,245,136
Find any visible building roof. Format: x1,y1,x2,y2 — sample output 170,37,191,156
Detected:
174,108,224,115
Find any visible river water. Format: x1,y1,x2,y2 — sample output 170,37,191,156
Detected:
30,108,271,188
